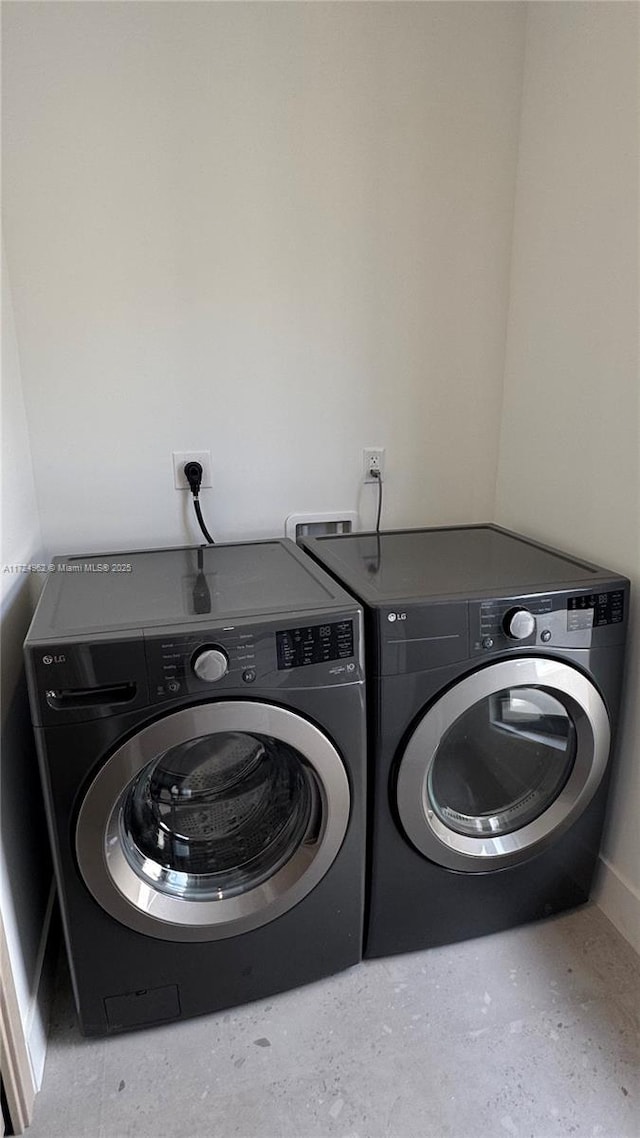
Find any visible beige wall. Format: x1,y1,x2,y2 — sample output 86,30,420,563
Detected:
2,1,525,554
495,3,640,949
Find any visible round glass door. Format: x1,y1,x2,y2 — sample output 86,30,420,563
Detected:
396,658,610,872
76,703,350,941
428,688,576,839
119,731,320,902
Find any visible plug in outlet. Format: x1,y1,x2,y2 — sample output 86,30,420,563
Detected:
172,451,212,490
363,447,385,484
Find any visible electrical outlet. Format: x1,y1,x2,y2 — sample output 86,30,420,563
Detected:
172,451,212,490
363,447,385,483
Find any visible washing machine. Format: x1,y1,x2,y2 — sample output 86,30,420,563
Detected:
24,540,365,1034
300,524,629,958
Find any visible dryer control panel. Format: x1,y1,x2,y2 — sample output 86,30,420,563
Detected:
471,586,626,655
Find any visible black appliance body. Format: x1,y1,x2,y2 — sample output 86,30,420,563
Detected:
24,540,365,1034
300,525,629,958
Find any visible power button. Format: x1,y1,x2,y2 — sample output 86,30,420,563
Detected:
242,668,256,683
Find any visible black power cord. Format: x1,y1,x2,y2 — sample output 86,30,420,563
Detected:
372,469,383,533
192,546,212,613
363,468,383,576
184,461,215,545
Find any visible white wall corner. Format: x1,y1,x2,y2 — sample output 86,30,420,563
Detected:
491,1,529,521
593,856,640,958
2,235,52,1109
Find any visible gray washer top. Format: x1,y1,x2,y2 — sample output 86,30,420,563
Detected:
25,539,358,640
300,525,621,605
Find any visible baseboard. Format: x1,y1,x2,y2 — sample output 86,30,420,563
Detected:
0,914,36,1134
593,855,640,956
24,881,57,1091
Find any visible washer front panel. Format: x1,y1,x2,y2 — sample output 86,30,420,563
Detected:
76,702,351,941
395,658,610,872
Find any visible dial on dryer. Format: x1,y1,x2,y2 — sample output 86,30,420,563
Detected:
192,646,229,682
503,608,536,640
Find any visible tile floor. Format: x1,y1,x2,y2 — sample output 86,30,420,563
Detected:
27,904,639,1138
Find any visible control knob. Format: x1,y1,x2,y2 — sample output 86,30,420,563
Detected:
192,647,229,683
503,608,536,640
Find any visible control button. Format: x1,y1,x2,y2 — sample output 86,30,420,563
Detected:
503,608,536,640
167,680,181,693
541,629,552,643
242,668,256,683
482,637,494,649
192,647,229,683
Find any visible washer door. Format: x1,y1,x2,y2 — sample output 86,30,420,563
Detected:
76,702,350,941
396,658,610,872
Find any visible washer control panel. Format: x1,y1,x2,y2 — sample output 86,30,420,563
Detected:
471,587,626,654
276,620,354,670
145,628,257,701
144,614,360,702
191,647,229,683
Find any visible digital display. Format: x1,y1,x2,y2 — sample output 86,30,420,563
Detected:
276,621,354,670
567,591,624,631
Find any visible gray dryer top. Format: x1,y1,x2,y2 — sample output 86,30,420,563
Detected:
300,525,624,605
25,539,358,640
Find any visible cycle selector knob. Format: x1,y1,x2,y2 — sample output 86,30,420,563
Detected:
503,608,536,641
192,647,229,683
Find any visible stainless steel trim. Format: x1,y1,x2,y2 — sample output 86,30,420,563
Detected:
396,658,610,872
76,702,351,942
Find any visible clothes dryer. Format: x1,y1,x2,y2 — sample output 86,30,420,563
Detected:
300,525,628,957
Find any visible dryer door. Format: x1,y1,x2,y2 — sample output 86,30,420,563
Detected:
396,658,610,872
76,702,350,941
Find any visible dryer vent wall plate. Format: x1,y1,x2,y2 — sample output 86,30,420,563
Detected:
285,512,359,543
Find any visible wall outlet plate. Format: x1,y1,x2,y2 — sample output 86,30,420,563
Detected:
172,451,212,490
363,447,385,483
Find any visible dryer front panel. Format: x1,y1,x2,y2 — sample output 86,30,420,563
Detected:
395,658,610,872
76,701,350,940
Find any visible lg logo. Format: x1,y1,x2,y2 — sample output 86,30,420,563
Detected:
42,654,66,665
387,612,407,623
